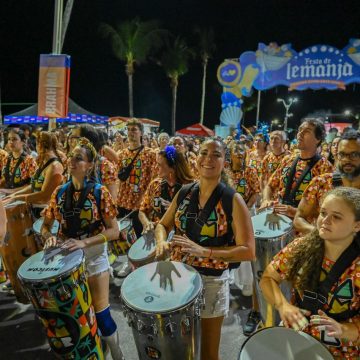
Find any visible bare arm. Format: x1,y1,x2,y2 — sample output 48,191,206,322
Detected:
293,197,317,234
103,145,119,164
0,200,7,243
83,217,119,247
105,182,118,203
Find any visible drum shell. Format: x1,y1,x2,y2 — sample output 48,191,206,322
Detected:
0,201,37,303
110,219,137,256
120,261,203,360
252,211,294,327
18,252,104,360
128,233,156,269
239,327,333,360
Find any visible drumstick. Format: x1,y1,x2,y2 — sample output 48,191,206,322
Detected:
241,125,254,139
119,210,135,222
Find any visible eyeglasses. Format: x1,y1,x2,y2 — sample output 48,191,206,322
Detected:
337,152,360,160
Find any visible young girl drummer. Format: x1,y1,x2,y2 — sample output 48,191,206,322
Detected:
42,138,124,360
260,187,360,359
156,138,255,360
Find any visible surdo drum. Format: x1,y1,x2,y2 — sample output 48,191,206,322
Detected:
251,208,294,326
239,327,333,360
121,261,203,360
17,248,104,360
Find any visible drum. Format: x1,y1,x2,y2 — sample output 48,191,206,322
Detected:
17,248,104,360
251,208,293,326
0,200,37,303
32,217,60,250
110,219,137,256
239,327,333,360
121,261,203,360
128,232,156,269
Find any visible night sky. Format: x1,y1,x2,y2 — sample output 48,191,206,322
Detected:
1,0,360,133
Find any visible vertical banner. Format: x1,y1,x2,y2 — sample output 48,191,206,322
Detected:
38,54,71,118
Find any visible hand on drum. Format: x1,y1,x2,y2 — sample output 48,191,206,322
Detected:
43,236,58,249
278,302,310,331
62,238,87,251
171,234,208,257
142,221,155,234
155,241,170,258
273,203,297,218
310,310,343,338
264,212,288,231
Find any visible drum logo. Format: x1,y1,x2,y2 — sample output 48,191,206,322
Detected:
145,346,161,359
144,296,154,303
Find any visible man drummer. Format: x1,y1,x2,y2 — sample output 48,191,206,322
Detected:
116,118,157,277
261,118,333,217
294,130,360,234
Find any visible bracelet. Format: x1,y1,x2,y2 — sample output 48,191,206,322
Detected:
98,233,108,243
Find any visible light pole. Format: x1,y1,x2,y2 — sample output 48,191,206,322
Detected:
277,97,298,132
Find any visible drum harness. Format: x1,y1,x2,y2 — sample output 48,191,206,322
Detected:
57,180,104,239
153,180,182,220
296,239,359,322
176,182,240,275
4,152,30,188
30,157,59,192
282,154,321,207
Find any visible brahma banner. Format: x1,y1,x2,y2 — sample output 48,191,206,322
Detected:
38,54,71,118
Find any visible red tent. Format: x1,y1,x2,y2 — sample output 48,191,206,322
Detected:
176,123,214,137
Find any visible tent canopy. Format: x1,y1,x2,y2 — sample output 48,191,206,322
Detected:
176,123,214,137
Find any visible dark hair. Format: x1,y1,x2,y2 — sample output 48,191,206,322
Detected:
339,129,360,142
301,118,326,144
286,187,360,292
77,124,101,152
97,130,108,149
8,128,27,143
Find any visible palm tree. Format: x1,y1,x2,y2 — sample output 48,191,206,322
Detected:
194,27,216,125
99,18,166,117
161,36,193,135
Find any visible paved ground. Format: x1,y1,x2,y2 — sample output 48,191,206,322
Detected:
0,257,252,360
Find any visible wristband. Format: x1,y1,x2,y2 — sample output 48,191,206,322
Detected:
98,233,108,243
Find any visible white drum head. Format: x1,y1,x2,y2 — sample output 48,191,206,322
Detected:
128,233,155,262
240,327,333,360
17,249,84,283
252,209,292,239
121,261,202,313
32,218,59,235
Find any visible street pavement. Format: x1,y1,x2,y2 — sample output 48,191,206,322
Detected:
0,257,251,360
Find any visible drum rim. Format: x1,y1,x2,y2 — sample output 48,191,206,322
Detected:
128,236,156,263
239,326,333,358
17,249,85,284
120,261,203,314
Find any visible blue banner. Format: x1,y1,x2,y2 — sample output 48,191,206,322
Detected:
217,39,360,126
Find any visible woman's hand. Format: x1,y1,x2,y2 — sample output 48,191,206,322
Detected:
43,236,58,249
273,203,297,218
62,238,87,251
155,240,170,258
310,310,343,338
277,302,310,331
171,234,209,258
142,221,155,234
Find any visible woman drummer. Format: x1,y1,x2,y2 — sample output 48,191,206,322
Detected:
0,128,37,193
260,187,360,359
8,132,64,213
138,145,193,234
155,137,255,360
42,138,124,359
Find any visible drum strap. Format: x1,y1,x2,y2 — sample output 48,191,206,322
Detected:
4,152,29,188
331,171,343,187
157,180,182,216
30,157,59,192
282,154,321,206
62,180,103,238
297,239,359,321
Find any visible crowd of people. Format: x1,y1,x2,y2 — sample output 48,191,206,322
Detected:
0,117,358,359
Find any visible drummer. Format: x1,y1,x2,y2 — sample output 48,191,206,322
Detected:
260,187,360,359
42,137,124,360
155,137,255,360
138,145,194,234
172,135,198,177
0,128,37,194
294,130,360,234
0,200,7,283
7,131,64,213
262,118,333,218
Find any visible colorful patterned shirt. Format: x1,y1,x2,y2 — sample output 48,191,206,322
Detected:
228,167,260,204
117,147,156,210
268,153,333,205
261,151,291,183
139,177,182,223
271,237,359,359
96,157,117,186
171,184,232,272
0,149,9,174
247,150,267,178
1,153,37,188
45,183,117,239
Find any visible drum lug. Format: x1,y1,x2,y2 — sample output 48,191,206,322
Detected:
165,319,177,337
181,316,191,334
150,323,158,336
137,319,146,332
